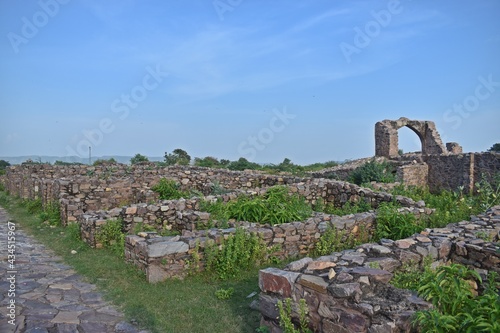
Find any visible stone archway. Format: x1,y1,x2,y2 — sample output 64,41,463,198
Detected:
375,117,447,158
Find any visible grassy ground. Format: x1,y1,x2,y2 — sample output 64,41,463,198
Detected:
0,191,263,333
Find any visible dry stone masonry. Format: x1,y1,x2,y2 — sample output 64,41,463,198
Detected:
1,118,499,333
258,206,500,332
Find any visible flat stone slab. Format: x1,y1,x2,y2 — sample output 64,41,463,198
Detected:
0,207,147,333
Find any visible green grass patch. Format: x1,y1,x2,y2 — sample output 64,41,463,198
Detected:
0,191,263,333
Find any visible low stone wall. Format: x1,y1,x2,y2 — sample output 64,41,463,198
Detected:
118,205,430,283
124,212,378,282
258,206,500,332
308,157,388,180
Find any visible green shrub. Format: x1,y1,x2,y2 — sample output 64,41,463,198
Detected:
39,201,61,226
374,202,421,241
313,225,369,256
391,256,434,291
96,219,125,257
413,264,500,332
204,228,270,280
202,186,313,225
349,160,395,185
22,198,43,214
151,178,190,200
390,175,500,230
277,298,312,333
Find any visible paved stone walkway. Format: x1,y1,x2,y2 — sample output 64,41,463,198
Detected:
0,207,148,333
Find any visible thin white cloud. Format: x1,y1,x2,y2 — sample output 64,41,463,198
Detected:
290,9,351,33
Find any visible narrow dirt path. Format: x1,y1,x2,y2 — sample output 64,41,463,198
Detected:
0,207,148,333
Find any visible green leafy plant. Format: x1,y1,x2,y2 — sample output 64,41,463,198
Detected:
475,173,500,211
151,178,190,200
277,298,312,333
204,228,270,280
96,219,125,257
391,256,434,291
349,159,396,185
130,153,149,164
22,198,43,214
215,287,234,300
202,186,313,225
39,200,61,226
374,202,421,241
164,148,191,166
413,264,500,332
313,226,363,256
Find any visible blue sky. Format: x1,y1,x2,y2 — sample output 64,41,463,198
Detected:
0,0,499,164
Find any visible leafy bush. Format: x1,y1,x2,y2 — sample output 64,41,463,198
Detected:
349,160,395,185
413,264,500,332
164,148,191,166
151,178,190,200
39,201,61,226
391,256,434,291
277,298,312,333
374,202,422,241
202,186,312,225
93,158,117,165
390,174,500,230
130,153,149,164
204,228,270,280
227,157,261,171
313,225,369,257
22,198,43,214
96,219,125,257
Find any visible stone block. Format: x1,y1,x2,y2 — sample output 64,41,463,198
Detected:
259,268,300,297
147,241,189,258
298,274,329,294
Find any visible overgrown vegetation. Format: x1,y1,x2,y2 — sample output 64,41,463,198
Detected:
313,225,370,257
349,159,396,185
390,174,500,229
204,228,272,280
0,191,263,332
96,219,125,257
374,202,422,241
277,298,312,333
0,159,10,175
487,143,500,153
201,186,312,225
392,260,500,332
93,158,117,165
391,256,434,291
130,153,149,164
164,148,191,166
414,264,500,332
20,198,61,226
151,178,190,200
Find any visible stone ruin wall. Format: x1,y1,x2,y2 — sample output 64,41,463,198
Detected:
119,206,430,283
3,163,425,227
426,152,500,194
259,206,500,332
